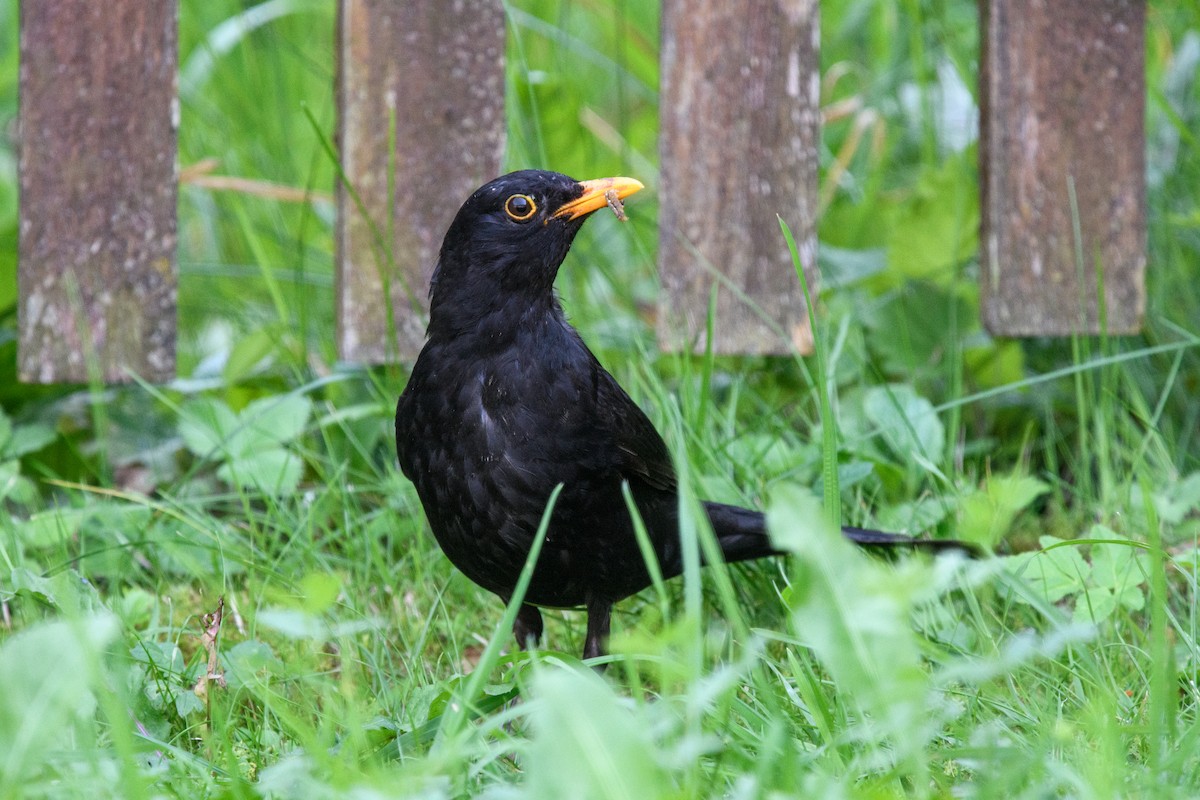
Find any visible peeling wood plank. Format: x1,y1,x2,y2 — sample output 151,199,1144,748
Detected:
336,0,506,363
980,0,1145,336
18,0,179,384
658,0,820,355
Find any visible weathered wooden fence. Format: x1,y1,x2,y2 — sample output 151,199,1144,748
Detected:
979,0,1144,335
18,1,178,384
16,0,1146,384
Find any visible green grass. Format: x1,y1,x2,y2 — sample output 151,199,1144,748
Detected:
2,0,1200,797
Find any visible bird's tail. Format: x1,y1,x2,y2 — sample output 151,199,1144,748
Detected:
701,501,780,564
701,501,979,563
841,525,980,555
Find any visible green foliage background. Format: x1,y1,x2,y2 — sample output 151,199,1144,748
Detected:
1,1,1199,797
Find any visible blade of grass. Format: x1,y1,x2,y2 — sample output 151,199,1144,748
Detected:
779,216,839,528
1140,474,1176,770
434,483,563,746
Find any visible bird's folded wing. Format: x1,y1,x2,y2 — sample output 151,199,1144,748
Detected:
594,367,678,493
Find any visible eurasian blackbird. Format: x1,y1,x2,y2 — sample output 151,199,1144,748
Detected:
396,169,970,661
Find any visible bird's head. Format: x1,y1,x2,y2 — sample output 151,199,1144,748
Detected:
429,170,643,328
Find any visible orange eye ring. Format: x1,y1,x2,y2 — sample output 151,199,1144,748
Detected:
504,194,537,222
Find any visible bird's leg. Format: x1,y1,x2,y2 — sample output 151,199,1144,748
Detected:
513,603,544,650
582,594,612,663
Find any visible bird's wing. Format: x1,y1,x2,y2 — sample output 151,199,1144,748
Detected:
591,357,677,493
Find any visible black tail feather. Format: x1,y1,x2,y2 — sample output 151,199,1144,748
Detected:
841,525,981,557
702,501,980,563
702,501,778,563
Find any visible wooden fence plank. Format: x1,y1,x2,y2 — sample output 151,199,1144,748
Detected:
18,0,178,383
657,0,820,355
336,0,506,362
980,0,1145,336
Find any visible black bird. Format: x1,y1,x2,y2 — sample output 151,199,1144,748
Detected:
396,170,970,662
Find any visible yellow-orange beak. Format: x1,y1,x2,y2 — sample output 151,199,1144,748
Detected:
550,176,644,221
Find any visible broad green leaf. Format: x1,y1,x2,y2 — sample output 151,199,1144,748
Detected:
0,613,120,784
86,502,154,537
256,608,326,640
886,151,979,282
836,460,877,490
1115,582,1145,612
877,496,952,534
866,282,973,377
863,384,945,461
1083,533,1148,621
240,393,312,447
959,474,1050,548
224,640,285,691
130,640,187,676
695,472,745,506
6,568,103,613
0,460,37,506
769,487,939,770
964,338,1026,390
3,421,56,458
526,667,670,800
179,397,242,459
1073,567,1143,625
1172,546,1200,571
16,509,85,549
1006,537,1090,605
1143,471,1200,525
819,244,887,288
299,572,341,614
726,433,797,479
0,410,54,460
1073,586,1121,624
218,448,303,495
174,690,206,718
223,325,280,383
1088,534,1150,592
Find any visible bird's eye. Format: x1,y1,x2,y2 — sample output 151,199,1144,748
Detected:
504,194,537,222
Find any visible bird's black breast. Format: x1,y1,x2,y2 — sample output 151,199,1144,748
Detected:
395,319,669,606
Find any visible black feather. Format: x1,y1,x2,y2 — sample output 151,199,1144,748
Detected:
395,170,975,661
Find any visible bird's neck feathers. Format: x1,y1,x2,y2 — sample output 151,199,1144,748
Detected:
427,248,568,343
